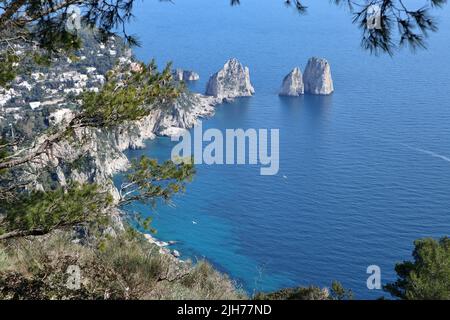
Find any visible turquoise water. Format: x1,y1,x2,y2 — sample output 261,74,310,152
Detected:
119,1,450,298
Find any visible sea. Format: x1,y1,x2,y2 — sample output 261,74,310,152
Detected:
117,0,450,299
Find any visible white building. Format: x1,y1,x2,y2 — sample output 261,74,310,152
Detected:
29,101,41,110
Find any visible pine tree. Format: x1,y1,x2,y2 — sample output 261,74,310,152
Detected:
384,237,450,300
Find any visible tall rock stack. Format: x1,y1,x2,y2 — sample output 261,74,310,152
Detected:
173,69,200,81
303,57,334,95
279,67,304,96
205,58,255,101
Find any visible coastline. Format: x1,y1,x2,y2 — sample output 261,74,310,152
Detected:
143,233,181,258
112,87,224,262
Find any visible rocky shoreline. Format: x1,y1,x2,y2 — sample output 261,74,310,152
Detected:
143,233,181,258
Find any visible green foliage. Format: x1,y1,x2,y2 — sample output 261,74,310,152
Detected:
0,51,19,87
32,53,52,67
384,236,450,300
69,155,95,173
120,155,195,206
34,22,82,54
80,60,182,127
133,216,156,234
0,139,9,161
0,53,189,239
177,261,245,300
330,280,354,300
98,231,171,297
0,229,244,300
1,183,113,236
254,280,353,300
0,247,7,271
254,285,330,300
0,232,129,299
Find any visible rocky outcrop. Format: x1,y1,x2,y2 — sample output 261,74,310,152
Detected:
303,57,334,95
151,92,219,137
173,69,200,81
205,58,255,101
279,67,304,96
172,250,181,258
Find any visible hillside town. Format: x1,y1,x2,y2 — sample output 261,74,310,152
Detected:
0,31,133,138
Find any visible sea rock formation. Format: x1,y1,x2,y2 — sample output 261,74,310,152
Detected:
279,67,304,96
173,69,200,81
205,58,255,101
303,57,334,95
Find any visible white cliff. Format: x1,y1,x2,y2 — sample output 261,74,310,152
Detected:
173,69,200,81
153,92,219,136
279,67,304,96
303,57,334,95
26,126,129,201
205,58,255,101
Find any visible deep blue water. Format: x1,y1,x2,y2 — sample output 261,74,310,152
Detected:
119,0,450,299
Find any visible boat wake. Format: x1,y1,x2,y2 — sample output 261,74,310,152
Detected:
401,143,450,164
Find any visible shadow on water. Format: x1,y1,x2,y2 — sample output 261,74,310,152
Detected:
278,95,305,111
279,94,333,123
213,97,252,127
304,94,333,118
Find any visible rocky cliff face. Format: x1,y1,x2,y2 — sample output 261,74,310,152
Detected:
26,91,219,201
152,92,219,136
303,57,334,95
205,58,255,101
26,126,129,200
279,67,304,96
173,69,200,81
